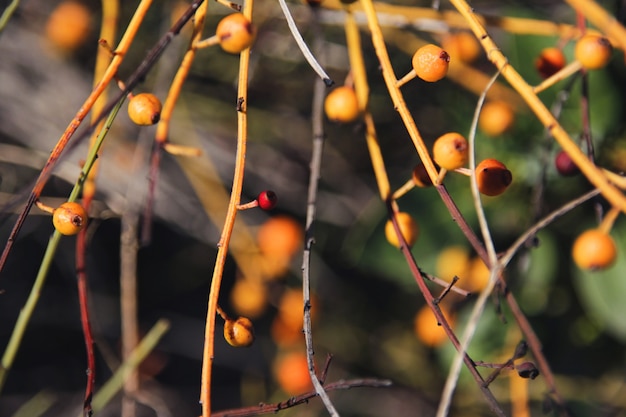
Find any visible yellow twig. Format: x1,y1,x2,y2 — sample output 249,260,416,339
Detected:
201,0,254,415
565,0,626,51
449,0,626,213
532,60,582,94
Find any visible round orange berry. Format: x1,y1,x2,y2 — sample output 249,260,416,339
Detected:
574,34,613,70
324,86,360,123
384,212,419,248
230,278,268,318
52,202,88,236
572,229,617,270
128,93,162,126
257,216,303,257
273,351,314,395
441,32,481,64
412,44,450,82
45,1,91,53
479,101,515,137
535,47,566,79
475,159,512,196
414,304,454,347
216,13,257,54
433,132,468,170
224,316,255,347
436,245,470,282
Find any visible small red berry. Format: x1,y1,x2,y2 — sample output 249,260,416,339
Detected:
555,150,579,176
258,190,278,210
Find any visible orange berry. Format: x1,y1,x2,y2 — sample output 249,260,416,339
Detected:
273,351,314,395
411,163,434,187
277,288,318,331
412,44,450,82
572,229,617,270
574,34,613,70
479,101,515,137
475,158,512,196
52,202,87,236
45,1,91,53
441,32,481,64
216,13,256,54
432,132,468,170
414,304,454,347
436,245,470,282
384,212,419,248
271,315,304,347
230,278,268,318
465,257,490,292
324,86,360,123
257,216,303,257
128,93,162,126
223,316,255,347
535,47,566,79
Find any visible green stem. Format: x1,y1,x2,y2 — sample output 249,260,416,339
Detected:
0,97,126,392
0,0,20,35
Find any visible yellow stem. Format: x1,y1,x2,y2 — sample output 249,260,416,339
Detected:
359,0,439,185
391,178,416,200
163,142,203,156
532,60,582,94
194,35,220,49
599,206,620,234
449,0,626,213
201,0,254,415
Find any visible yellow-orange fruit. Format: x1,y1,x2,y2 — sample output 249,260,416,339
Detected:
128,93,162,126
230,278,268,318
572,229,617,270
224,316,255,347
324,86,360,123
464,257,490,292
414,304,454,347
412,44,450,82
52,202,87,236
574,34,613,70
441,32,481,64
273,351,314,395
45,1,91,52
433,132,468,170
479,101,515,137
436,246,470,282
384,212,419,248
216,13,256,54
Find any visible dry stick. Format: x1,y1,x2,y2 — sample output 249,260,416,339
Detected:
200,0,253,414
212,378,392,417
299,7,340,417
142,0,208,246
0,0,204,276
449,0,626,215
436,71,502,417
385,201,506,417
76,2,120,415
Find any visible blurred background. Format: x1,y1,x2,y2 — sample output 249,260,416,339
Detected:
1,0,626,416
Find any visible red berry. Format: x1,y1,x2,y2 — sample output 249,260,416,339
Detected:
258,190,278,210
535,47,566,79
475,159,512,196
555,150,579,176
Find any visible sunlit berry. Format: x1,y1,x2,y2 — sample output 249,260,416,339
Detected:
555,150,579,176
432,132,468,170
52,202,87,236
128,93,162,126
441,32,481,64
224,316,255,347
45,1,91,53
574,34,613,70
479,101,515,137
216,13,257,54
412,44,450,82
384,212,419,248
572,229,617,270
324,86,360,123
